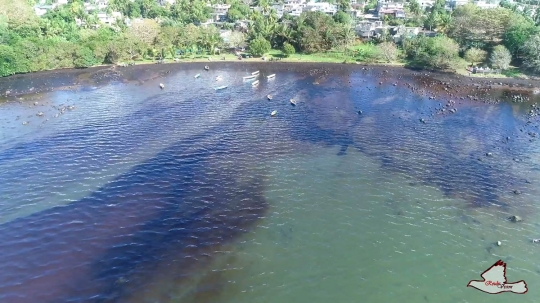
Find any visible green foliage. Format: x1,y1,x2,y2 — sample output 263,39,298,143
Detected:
448,4,513,50
354,43,380,62
464,47,487,64
73,46,98,68
521,33,540,72
502,16,538,57
282,42,295,57
333,11,351,24
293,11,351,53
249,36,271,56
490,45,512,70
0,45,19,77
404,35,460,70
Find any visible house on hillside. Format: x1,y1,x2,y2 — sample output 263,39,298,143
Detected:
378,8,405,18
445,0,468,10
97,11,122,26
376,0,404,11
304,2,338,15
418,0,435,10
355,20,384,38
34,5,53,16
473,0,499,9
392,26,421,43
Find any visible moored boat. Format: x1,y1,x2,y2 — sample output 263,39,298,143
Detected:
194,74,200,78
267,95,272,100
243,75,257,80
252,70,260,75
290,99,297,106
252,80,259,86
215,85,228,90
271,110,277,116
204,66,209,71
267,74,276,79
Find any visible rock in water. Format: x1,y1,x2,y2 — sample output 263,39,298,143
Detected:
508,215,522,223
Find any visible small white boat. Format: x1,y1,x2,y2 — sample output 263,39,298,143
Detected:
267,74,276,79
159,83,164,89
204,66,209,71
243,75,257,80
290,99,297,106
267,95,272,100
216,76,222,81
215,85,228,90
194,74,200,78
252,80,259,86
252,71,260,75
271,110,277,117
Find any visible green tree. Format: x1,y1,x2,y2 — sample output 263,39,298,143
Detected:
503,15,538,57
404,35,460,70
73,46,98,68
249,36,271,56
464,47,487,65
521,33,540,73
489,45,512,70
448,4,513,50
282,41,295,57
406,0,422,16
333,11,351,24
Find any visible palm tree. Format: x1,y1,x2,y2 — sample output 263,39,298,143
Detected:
437,13,452,34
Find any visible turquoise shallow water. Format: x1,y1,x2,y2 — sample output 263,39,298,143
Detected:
0,65,539,303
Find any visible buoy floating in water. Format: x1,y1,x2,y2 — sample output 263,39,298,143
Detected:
159,83,164,89
271,110,277,117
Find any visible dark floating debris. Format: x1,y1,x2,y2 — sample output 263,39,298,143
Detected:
513,189,522,195
419,118,426,124
357,110,363,115
508,215,522,222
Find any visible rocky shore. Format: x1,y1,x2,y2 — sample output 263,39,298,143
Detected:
1,62,539,102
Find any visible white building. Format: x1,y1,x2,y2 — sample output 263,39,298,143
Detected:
289,5,304,16
213,4,231,14
34,5,53,16
97,0,109,10
418,0,435,10
473,0,499,9
272,4,285,18
445,0,468,9
97,11,122,26
377,0,404,11
304,2,338,15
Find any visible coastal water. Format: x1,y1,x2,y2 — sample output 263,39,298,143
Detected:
1,64,540,303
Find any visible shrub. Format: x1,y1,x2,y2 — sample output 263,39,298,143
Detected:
282,42,295,57
249,37,271,57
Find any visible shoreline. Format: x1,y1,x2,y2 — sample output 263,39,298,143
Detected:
0,61,539,102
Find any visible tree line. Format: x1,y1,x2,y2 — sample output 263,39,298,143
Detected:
1,0,540,77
